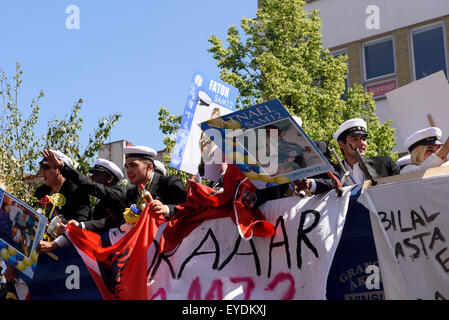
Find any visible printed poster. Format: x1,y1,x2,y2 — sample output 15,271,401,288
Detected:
170,70,238,181
199,98,333,189
0,188,47,279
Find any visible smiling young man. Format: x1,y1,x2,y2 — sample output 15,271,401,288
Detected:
35,150,91,254
333,118,400,185
123,146,187,220
34,150,91,223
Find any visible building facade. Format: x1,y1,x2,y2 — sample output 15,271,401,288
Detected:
304,0,449,154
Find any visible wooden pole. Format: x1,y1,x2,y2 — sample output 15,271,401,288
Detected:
427,114,436,127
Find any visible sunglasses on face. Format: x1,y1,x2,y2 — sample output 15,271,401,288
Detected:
40,164,51,171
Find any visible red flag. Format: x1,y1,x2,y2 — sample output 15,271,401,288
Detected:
161,165,275,253
66,205,165,300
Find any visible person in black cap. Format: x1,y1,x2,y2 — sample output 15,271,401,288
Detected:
333,118,399,185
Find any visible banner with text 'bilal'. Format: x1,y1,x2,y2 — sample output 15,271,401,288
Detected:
359,173,449,300
170,70,238,181
199,98,333,189
0,188,47,280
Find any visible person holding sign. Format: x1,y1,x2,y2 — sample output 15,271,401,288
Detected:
333,118,400,185
400,127,449,174
242,116,338,208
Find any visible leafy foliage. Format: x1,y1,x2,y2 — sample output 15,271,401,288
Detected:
0,63,121,206
157,106,190,182
208,0,396,159
158,0,397,176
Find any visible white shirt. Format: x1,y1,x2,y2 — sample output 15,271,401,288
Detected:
343,161,365,185
400,153,449,174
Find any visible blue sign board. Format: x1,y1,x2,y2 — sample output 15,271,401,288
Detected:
170,70,238,181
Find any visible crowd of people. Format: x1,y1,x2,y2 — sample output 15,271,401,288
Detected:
2,116,449,300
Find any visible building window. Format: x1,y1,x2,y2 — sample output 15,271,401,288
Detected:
363,36,396,81
411,23,448,80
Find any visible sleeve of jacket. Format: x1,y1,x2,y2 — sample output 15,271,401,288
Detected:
311,163,340,194
70,187,91,222
387,156,401,176
82,216,117,234
61,165,126,208
165,175,187,218
254,184,290,208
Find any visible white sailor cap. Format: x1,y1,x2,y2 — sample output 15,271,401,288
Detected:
40,150,74,168
153,160,166,175
404,127,443,153
292,116,303,127
396,154,412,168
89,158,123,180
333,118,368,141
123,145,157,161
197,91,212,106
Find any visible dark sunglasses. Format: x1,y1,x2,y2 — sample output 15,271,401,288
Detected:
40,164,51,171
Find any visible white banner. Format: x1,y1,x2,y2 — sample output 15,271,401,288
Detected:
147,188,352,300
359,174,449,300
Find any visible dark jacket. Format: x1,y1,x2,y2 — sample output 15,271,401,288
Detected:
334,155,400,183
34,179,91,223
59,165,127,233
125,173,187,218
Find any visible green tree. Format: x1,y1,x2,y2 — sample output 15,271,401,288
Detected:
207,0,396,159
157,106,190,182
157,0,396,177
0,63,121,206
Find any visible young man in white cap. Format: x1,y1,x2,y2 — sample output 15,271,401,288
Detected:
34,149,91,223
333,118,399,185
38,150,127,234
401,127,449,174
34,149,91,254
123,145,187,219
37,150,129,252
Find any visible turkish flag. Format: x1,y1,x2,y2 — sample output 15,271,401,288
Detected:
66,205,165,300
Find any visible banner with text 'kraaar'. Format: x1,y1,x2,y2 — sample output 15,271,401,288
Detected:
359,173,449,300
147,188,351,300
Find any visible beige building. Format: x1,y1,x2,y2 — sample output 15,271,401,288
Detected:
258,0,449,154
306,0,449,154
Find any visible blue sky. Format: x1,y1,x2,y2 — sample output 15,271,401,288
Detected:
0,0,257,153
